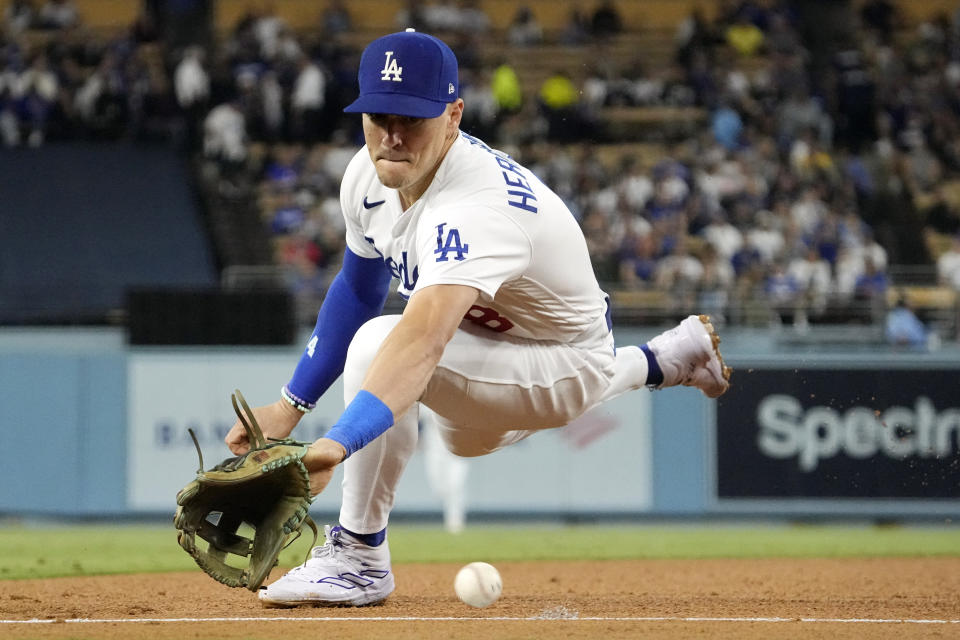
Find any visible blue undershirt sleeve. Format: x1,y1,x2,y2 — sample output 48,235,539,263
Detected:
285,248,392,403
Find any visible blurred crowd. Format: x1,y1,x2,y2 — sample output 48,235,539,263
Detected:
4,0,960,338
0,0,172,146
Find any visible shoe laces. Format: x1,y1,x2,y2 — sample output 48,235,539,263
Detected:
309,525,347,559
284,525,354,575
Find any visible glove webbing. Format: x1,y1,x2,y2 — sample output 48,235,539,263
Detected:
232,389,267,450
231,389,318,567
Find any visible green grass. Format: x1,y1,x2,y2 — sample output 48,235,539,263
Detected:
0,523,958,580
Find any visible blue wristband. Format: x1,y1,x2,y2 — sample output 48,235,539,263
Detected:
324,390,394,457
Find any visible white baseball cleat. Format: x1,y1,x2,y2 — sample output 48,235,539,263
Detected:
258,525,394,607
645,314,732,398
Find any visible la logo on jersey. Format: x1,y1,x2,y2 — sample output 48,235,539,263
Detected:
434,223,469,262
381,51,402,82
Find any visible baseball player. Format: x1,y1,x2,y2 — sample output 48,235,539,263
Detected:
224,29,730,607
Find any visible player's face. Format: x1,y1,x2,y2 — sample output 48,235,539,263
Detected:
363,100,463,206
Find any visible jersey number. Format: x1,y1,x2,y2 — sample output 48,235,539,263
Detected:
464,305,514,332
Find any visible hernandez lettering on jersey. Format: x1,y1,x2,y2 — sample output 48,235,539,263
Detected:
461,132,538,213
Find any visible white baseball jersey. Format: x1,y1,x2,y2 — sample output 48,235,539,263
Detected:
340,131,611,346
335,132,652,534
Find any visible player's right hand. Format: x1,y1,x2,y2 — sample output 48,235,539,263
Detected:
225,399,304,455
303,438,348,496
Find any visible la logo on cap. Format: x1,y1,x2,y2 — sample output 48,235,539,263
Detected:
381,51,402,82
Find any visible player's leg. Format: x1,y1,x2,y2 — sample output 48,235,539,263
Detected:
637,314,731,399
260,315,409,607
572,314,732,409
421,320,618,456
259,314,731,605
583,314,731,407
582,314,731,406
338,315,420,535
425,314,730,457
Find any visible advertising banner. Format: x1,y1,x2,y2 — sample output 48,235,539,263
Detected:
128,351,653,513
716,368,960,499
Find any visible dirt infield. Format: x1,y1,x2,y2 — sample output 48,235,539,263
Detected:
2,558,958,639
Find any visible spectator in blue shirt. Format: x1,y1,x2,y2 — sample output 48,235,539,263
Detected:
885,296,928,348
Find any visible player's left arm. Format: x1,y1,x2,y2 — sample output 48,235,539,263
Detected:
302,283,479,491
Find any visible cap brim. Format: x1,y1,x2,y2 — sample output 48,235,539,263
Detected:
344,92,450,118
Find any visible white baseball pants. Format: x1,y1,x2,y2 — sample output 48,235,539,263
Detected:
338,315,649,534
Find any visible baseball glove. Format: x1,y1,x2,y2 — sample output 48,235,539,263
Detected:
174,389,317,591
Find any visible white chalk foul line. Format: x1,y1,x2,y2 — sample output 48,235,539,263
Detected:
2,616,959,625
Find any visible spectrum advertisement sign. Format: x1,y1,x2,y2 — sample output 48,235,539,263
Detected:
716,369,960,499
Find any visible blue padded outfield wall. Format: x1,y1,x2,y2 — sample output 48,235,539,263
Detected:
0,326,958,519
0,144,217,323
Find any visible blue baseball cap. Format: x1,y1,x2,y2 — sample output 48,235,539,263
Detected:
344,29,459,119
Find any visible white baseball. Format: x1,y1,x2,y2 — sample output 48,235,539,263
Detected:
454,561,502,608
